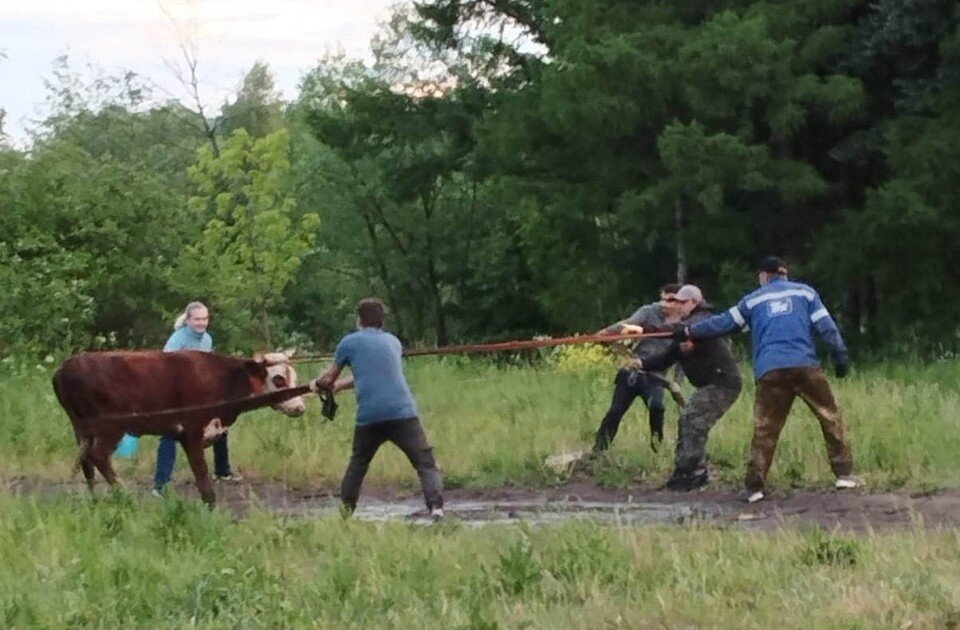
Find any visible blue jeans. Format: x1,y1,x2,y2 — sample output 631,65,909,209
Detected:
154,433,232,491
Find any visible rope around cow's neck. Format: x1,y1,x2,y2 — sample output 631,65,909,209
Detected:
78,385,313,438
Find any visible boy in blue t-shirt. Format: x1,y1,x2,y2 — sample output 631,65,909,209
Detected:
311,298,444,519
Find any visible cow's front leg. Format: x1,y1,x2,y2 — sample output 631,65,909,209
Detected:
182,435,216,507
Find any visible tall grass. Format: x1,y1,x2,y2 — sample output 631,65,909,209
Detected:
2,357,959,492
0,493,958,628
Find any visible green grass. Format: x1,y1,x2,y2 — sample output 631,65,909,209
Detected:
3,357,960,492
1,492,958,628
2,358,960,627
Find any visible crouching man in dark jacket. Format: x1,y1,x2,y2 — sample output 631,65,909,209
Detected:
640,285,743,491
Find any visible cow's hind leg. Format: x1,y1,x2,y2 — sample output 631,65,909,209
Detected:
71,428,96,491
182,437,216,507
87,434,123,488
75,437,96,492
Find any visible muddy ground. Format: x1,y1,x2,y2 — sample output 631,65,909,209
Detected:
5,476,960,531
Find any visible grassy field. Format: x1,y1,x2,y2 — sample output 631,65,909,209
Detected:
0,492,958,628
2,355,960,628
2,354,960,492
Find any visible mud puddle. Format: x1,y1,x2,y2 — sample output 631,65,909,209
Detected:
5,477,960,531
277,497,721,528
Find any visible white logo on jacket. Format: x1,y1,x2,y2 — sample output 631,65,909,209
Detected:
768,299,793,316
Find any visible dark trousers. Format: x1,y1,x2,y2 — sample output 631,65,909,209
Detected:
594,369,666,451
154,433,231,491
745,367,853,491
341,418,443,511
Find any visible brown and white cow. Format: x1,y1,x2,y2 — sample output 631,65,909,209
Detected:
52,349,306,505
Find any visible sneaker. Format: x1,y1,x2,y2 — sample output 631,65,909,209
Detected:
430,507,445,521
739,488,765,503
835,475,863,490
215,473,243,483
151,488,163,499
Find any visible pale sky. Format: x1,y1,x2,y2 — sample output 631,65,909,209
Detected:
0,0,397,144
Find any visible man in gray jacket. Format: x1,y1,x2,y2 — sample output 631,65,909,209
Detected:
593,283,682,452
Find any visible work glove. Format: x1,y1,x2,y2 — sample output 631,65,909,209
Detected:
318,389,338,421
835,360,850,379
670,327,690,341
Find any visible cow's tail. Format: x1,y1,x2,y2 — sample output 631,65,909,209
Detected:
52,365,91,477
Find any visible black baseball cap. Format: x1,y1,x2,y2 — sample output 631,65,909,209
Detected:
757,256,788,274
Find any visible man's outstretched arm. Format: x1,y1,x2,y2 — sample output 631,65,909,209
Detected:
310,363,342,392
809,294,849,375
687,302,749,339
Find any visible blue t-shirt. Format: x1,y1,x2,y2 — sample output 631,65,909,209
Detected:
163,326,213,352
334,328,418,425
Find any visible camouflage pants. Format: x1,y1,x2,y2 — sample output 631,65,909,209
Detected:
745,367,853,492
674,382,742,476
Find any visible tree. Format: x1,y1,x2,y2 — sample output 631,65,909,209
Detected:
407,0,936,339
0,59,203,354
156,1,224,156
0,49,7,139
0,149,95,355
814,13,960,345
220,61,285,139
298,16,493,345
177,128,320,350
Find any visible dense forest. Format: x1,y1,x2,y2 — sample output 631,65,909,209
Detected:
1,0,958,356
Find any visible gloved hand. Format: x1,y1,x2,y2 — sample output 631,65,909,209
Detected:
309,377,330,394
318,389,339,421
835,361,850,379
671,327,690,341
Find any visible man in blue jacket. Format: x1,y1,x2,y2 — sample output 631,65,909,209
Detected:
674,257,859,502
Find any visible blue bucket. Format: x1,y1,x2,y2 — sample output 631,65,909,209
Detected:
115,434,140,458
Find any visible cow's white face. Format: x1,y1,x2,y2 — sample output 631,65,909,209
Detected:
261,350,306,417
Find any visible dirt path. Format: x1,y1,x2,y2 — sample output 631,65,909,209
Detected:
5,476,960,531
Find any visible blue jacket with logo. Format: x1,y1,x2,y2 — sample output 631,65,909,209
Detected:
688,277,848,380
